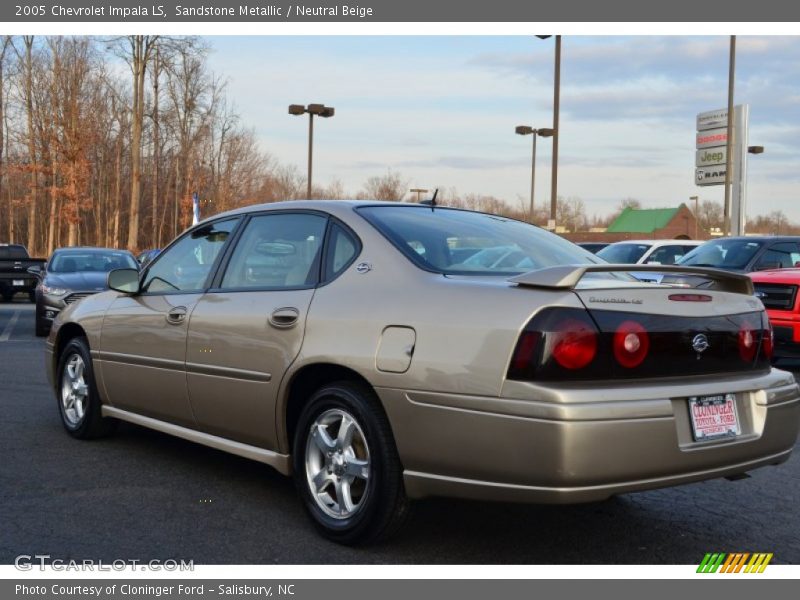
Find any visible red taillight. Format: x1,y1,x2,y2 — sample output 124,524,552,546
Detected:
763,325,774,360
552,318,598,370
668,294,712,302
739,321,757,362
613,320,650,368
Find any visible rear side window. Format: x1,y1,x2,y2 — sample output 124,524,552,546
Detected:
357,206,598,275
220,213,327,290
324,223,360,281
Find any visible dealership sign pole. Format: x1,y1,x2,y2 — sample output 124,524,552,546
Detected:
695,104,749,236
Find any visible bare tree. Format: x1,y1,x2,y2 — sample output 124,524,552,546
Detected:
150,43,161,248
16,36,39,254
108,35,159,250
556,196,588,232
697,199,723,233
358,170,408,201
0,37,11,240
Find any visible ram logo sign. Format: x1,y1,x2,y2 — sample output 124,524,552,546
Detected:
696,166,727,186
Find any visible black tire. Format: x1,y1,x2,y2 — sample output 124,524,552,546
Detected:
28,291,36,303
35,315,49,337
35,304,49,337
292,381,410,545
55,336,117,439
1,292,11,303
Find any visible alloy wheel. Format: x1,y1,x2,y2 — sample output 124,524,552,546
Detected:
304,408,371,519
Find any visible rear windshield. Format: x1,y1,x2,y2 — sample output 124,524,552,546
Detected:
357,206,599,275
596,243,651,264
49,251,137,273
0,245,29,259
678,239,763,269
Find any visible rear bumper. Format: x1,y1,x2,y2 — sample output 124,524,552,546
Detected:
0,278,35,295
378,369,800,504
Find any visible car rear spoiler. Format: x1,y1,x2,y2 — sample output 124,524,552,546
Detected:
509,264,754,295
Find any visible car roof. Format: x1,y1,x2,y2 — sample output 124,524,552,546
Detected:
203,200,485,225
705,236,800,242
54,247,132,253
605,239,702,246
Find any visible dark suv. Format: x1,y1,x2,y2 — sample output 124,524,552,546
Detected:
659,236,800,287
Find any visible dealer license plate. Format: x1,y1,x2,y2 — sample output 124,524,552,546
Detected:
688,394,740,441
12,279,23,286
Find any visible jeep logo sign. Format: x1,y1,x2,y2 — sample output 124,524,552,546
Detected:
696,147,727,167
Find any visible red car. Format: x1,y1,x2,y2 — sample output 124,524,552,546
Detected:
750,268,800,360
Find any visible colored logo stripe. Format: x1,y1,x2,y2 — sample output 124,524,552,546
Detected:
697,553,773,573
697,553,726,573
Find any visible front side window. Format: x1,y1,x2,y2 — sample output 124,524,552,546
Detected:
596,243,652,264
357,206,599,275
143,218,240,293
220,213,327,290
646,245,688,265
758,243,800,269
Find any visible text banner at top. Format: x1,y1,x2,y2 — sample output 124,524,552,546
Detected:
4,0,800,22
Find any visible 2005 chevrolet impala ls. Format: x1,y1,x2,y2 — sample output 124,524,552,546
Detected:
46,201,800,543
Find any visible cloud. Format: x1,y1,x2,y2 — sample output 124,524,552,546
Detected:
395,155,528,170
207,35,800,221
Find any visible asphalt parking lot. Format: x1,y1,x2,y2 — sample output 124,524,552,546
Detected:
1,299,799,564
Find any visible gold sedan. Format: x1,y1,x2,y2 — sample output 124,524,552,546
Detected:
46,201,800,544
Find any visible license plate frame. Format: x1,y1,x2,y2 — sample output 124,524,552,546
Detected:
688,393,740,442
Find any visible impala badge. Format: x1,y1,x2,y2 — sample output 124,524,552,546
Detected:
692,333,710,355
356,262,372,274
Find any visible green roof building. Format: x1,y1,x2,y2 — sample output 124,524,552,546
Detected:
607,207,680,233
565,203,704,243
605,203,700,239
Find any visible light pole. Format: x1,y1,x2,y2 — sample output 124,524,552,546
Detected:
288,103,335,199
740,146,765,235
723,36,736,237
536,35,561,229
515,126,554,224
689,195,699,239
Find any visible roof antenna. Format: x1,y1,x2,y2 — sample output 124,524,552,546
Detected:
420,188,439,209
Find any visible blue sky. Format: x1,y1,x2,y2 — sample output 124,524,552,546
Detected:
207,36,800,220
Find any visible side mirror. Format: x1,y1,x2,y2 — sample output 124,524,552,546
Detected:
108,268,140,294
27,265,42,276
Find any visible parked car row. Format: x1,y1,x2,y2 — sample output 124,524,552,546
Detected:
40,202,800,544
4,244,163,337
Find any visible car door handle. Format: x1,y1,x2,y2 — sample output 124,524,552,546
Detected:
166,306,188,325
269,307,299,329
